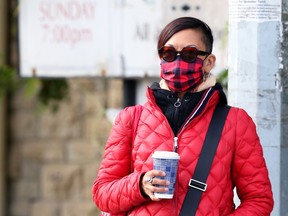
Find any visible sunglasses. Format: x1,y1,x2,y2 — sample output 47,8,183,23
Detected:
158,46,210,63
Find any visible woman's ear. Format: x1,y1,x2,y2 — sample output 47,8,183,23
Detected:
203,54,216,73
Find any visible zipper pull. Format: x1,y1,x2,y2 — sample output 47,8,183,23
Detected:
173,137,178,152
174,98,181,108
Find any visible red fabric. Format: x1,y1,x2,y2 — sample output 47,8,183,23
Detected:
92,87,274,216
160,57,203,92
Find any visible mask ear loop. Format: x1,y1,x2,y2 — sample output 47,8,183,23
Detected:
202,54,211,82
203,72,211,82
203,54,210,61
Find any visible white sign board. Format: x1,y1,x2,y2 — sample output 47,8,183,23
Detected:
19,0,112,77
229,0,281,22
19,0,228,78
101,0,164,78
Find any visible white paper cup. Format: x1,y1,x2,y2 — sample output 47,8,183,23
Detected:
152,151,180,199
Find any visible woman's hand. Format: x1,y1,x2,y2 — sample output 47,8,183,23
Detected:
141,170,170,201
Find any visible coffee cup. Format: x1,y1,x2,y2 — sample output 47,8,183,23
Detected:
152,151,180,199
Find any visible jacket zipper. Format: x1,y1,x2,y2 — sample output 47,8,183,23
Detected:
172,98,181,152
173,137,179,216
173,137,178,152
172,88,212,215
177,88,212,135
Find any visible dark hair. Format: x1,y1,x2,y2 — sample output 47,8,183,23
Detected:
157,17,214,54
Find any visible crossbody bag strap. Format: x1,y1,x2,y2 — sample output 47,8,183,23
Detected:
179,104,230,216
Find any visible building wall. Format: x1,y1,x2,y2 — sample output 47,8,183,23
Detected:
7,78,123,216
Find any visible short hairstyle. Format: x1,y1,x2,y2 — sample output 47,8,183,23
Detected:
157,17,214,54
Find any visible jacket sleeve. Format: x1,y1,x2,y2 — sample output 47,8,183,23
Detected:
92,107,146,214
229,108,274,215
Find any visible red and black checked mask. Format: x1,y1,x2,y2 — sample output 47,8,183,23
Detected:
160,56,204,93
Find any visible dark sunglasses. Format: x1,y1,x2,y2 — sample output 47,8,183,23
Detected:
158,46,210,63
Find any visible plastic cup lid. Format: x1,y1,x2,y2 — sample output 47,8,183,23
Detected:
152,151,180,159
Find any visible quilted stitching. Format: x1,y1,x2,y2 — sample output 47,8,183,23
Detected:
92,89,273,216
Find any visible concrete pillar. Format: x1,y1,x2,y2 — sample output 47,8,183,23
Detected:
0,0,8,215
228,0,287,215
280,1,288,216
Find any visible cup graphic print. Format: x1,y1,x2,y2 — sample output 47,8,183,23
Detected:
152,151,180,199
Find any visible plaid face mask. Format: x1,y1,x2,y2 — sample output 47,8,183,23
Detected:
160,56,204,93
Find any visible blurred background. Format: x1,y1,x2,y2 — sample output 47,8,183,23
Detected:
0,0,287,216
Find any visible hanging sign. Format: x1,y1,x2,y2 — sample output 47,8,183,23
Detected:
229,0,281,22
19,0,113,77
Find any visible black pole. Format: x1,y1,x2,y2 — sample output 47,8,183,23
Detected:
123,79,137,107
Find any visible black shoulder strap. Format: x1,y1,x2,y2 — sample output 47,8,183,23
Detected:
179,104,230,216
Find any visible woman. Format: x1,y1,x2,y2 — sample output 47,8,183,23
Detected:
92,17,274,215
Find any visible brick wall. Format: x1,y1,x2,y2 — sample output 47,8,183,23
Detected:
7,78,123,216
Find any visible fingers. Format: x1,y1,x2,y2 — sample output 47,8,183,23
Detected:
141,170,170,201
150,176,170,187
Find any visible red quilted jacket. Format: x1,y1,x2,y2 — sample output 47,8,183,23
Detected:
92,87,273,216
